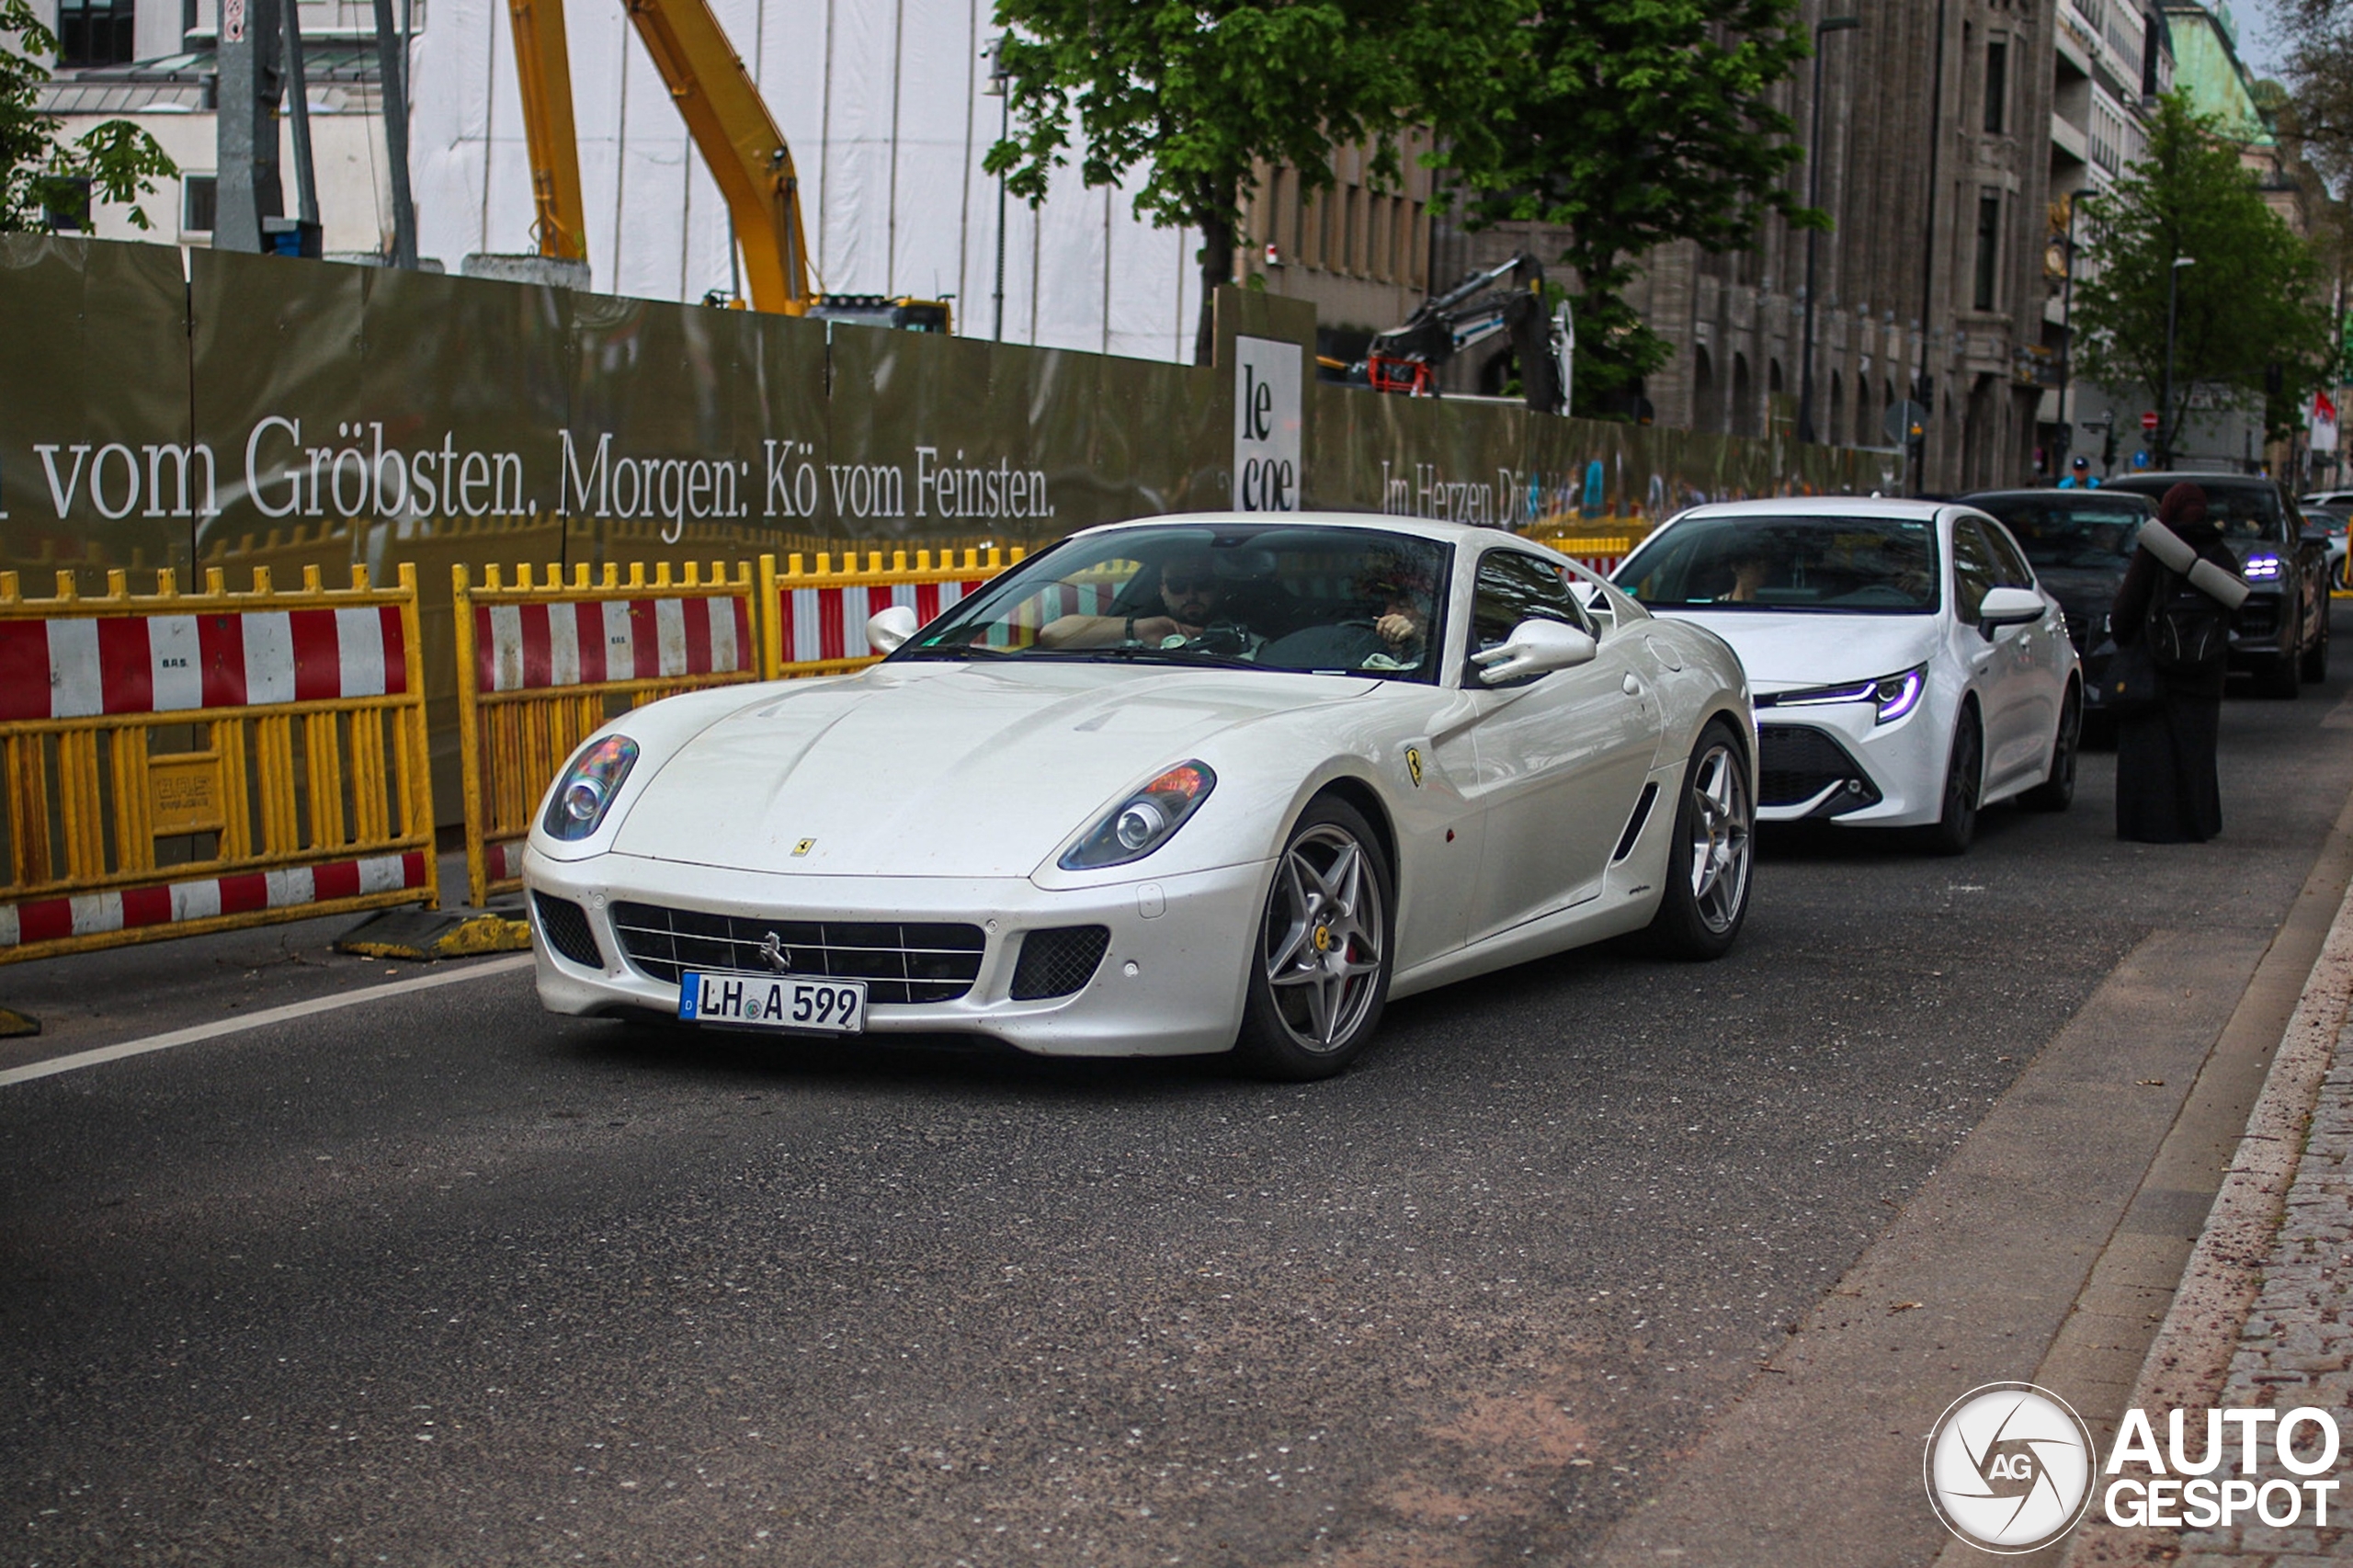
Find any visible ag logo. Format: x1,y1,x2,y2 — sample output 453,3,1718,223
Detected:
1404,746,1424,788
1925,1382,2094,1553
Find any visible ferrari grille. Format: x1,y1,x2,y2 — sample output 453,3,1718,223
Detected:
1757,725,1881,812
532,892,603,969
1009,926,1110,1001
610,903,984,1003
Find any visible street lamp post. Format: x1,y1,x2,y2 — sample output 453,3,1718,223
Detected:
2159,254,2196,468
985,36,1012,342
1796,12,1859,447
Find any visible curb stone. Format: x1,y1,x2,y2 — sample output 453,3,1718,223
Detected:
2063,872,2353,1566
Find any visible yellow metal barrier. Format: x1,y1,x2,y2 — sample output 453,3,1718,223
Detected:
1533,535,1639,575
453,559,765,906
0,563,437,963
761,546,1024,677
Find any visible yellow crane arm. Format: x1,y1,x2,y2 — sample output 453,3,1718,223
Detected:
620,0,814,313
505,0,588,261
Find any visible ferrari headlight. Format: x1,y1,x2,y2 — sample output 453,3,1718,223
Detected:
1060,762,1216,869
1761,665,1926,725
543,735,638,841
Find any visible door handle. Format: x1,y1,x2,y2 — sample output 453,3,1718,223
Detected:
1622,673,1642,696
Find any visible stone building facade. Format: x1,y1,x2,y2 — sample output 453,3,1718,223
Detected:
1236,0,2068,493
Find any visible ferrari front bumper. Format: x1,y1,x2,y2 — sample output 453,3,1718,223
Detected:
522,848,1269,1057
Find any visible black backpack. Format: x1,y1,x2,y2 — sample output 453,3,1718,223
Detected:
2145,566,2234,676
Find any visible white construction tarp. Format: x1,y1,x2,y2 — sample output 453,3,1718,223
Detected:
410,0,1202,363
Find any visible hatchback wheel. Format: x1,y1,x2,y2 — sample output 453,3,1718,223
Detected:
1920,706,1982,856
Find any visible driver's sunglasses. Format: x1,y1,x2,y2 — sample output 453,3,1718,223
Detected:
1161,574,1216,594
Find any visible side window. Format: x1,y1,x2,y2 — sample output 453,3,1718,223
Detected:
1467,550,1592,660
1949,520,1998,621
1979,519,2035,589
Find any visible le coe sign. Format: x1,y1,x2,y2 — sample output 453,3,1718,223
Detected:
1233,334,1302,512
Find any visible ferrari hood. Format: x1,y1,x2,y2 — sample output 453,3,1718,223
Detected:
1656,610,1943,692
610,660,1380,878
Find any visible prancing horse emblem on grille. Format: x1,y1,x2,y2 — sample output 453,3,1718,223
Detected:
756,932,793,972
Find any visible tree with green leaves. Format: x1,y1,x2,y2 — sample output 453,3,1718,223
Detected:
1436,0,1817,413
1,0,176,233
983,0,1503,365
2073,94,2333,452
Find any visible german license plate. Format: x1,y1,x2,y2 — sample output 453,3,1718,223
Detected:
677,971,867,1033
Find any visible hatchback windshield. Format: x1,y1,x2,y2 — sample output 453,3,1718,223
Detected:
1966,499,2144,573
895,523,1453,681
1615,515,1940,613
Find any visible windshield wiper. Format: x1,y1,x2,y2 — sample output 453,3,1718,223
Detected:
897,643,1022,660
1045,645,1264,671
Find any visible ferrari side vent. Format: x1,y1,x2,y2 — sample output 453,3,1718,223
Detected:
1611,783,1660,863
1010,926,1110,1000
533,892,604,969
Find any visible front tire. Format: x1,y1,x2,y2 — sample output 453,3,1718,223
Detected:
1920,706,1983,856
2022,682,2080,812
1643,720,1754,959
1233,796,1394,1081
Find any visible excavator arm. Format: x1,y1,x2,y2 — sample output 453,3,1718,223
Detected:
505,0,587,260
619,0,813,313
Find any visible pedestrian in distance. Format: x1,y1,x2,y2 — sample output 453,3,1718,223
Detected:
2057,454,2101,489
2109,482,2248,843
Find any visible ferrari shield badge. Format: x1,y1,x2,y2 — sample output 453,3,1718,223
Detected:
791,838,815,857
1404,746,1425,789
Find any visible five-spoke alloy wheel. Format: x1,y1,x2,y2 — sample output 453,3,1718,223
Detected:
1234,796,1394,1080
1645,719,1755,958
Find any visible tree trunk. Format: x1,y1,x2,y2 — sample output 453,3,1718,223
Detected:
1193,208,1235,368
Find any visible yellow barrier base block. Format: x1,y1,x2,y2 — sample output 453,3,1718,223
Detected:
0,1007,38,1038
336,909,533,961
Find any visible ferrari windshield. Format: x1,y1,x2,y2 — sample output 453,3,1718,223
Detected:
1965,499,2144,573
1616,515,1940,614
896,523,1452,681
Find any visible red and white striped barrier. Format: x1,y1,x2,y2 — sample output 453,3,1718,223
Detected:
0,850,430,952
473,596,754,693
777,578,989,665
0,606,408,722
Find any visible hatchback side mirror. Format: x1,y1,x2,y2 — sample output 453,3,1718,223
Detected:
1471,618,1599,685
1978,585,2044,632
868,605,920,653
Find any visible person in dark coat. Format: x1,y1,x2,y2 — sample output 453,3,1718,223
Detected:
2110,482,2238,842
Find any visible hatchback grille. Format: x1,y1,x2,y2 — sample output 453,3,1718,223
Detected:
1757,724,1881,812
610,903,984,1003
1010,926,1110,1000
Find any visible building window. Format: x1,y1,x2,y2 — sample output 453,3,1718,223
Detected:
57,0,137,67
1973,193,2001,312
1342,185,1359,273
182,174,216,234
44,177,94,231
1984,40,2008,133
1291,174,1307,267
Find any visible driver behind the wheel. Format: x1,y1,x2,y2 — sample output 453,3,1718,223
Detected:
1039,553,1227,648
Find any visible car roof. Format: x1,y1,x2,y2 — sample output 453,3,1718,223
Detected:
1959,487,2154,505
1667,494,1949,523
2102,471,2280,493
1072,512,1551,548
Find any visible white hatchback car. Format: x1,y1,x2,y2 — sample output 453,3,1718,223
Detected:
1611,497,2080,853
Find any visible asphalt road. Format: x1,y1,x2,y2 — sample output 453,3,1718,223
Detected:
8,633,2353,1568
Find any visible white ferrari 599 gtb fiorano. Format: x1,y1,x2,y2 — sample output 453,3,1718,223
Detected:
524,514,1756,1078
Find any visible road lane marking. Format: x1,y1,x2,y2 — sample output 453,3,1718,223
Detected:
0,954,537,1087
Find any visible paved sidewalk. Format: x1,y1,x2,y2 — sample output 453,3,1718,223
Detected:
2173,1018,2353,1565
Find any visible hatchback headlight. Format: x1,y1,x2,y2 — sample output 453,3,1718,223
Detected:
1060,762,1216,869
543,735,638,840
1763,665,1927,725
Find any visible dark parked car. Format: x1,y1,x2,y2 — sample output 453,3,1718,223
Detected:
1960,488,2155,731
2101,472,2328,697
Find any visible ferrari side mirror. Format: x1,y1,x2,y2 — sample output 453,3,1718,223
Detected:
1471,618,1598,685
868,605,920,653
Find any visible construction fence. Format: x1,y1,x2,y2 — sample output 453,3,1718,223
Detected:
0,563,437,963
